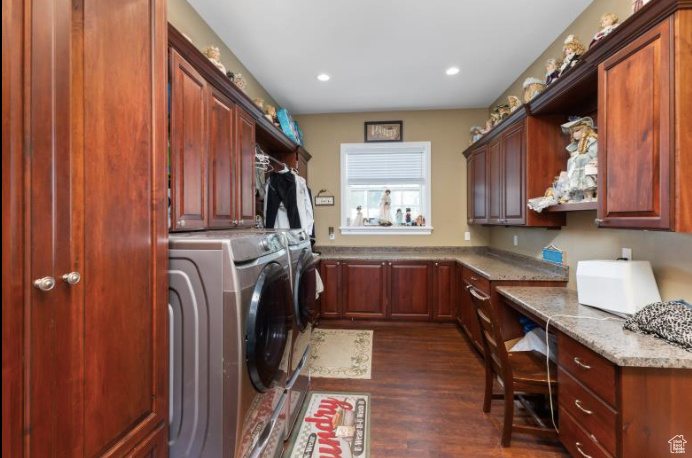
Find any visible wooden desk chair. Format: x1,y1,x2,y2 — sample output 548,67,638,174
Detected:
467,286,558,447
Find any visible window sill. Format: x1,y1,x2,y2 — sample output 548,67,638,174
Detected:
339,226,433,235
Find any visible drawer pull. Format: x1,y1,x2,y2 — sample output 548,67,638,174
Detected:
573,357,592,370
470,276,479,281
575,442,593,458
574,399,593,415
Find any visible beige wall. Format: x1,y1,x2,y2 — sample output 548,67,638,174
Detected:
168,0,278,108
491,0,632,108
489,213,692,300
295,109,490,247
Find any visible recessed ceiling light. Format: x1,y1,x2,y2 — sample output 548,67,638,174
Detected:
317,73,331,82
446,67,460,76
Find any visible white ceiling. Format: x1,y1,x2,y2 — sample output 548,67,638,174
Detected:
189,0,594,114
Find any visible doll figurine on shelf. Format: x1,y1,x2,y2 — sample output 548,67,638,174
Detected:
561,116,598,202
482,118,495,134
558,35,586,77
378,190,393,226
590,13,620,47
632,0,653,13
405,208,412,225
508,96,522,113
353,205,364,226
523,77,546,103
395,208,404,225
545,58,562,85
227,72,247,91
203,46,227,74
470,125,484,144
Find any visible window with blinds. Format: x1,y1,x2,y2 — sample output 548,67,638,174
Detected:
340,142,432,234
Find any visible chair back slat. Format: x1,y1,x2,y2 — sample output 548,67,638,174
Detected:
468,285,513,384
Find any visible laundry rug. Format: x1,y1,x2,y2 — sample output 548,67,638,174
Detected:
309,329,373,379
286,391,371,458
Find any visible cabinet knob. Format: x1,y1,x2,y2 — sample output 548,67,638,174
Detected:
382,262,385,266
62,272,81,286
594,218,603,225
33,276,56,292
178,220,186,227
435,262,439,266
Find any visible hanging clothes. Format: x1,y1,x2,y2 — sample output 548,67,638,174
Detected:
294,173,314,236
265,171,302,229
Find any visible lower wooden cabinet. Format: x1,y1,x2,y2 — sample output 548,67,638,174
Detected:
319,259,454,322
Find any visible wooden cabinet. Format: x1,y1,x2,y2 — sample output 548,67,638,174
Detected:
319,260,342,318
342,261,387,319
208,88,237,228
598,15,691,232
432,262,455,321
467,147,489,224
2,0,168,455
502,122,526,224
236,108,257,227
389,261,432,320
487,139,503,224
170,49,208,231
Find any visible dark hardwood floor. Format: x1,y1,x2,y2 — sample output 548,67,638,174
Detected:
310,324,568,457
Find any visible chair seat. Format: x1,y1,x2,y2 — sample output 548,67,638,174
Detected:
507,350,557,387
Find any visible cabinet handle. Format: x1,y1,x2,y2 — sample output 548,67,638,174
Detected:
594,218,603,225
470,276,479,281
573,357,592,370
178,220,186,227
575,442,593,458
435,262,439,266
62,272,81,286
381,262,385,266
574,399,593,415
33,276,56,292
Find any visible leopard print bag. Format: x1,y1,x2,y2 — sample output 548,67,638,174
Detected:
623,300,692,352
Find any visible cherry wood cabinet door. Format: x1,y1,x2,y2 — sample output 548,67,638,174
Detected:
432,262,455,321
236,108,256,227
208,88,237,228
170,49,208,231
319,261,342,318
342,261,387,319
468,148,489,224
487,139,503,225
598,19,673,230
502,122,526,225
389,261,432,320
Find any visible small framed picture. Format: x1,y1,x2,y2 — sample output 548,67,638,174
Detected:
364,121,403,143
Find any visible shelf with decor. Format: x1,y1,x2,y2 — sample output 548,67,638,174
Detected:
544,202,598,213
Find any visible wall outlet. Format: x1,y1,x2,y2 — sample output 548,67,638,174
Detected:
464,231,471,241
621,247,632,260
513,235,519,246
328,227,335,240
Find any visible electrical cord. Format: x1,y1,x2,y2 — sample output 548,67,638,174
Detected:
544,314,624,433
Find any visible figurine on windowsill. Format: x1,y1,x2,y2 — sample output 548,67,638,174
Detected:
562,116,598,202
469,125,484,144
523,77,546,103
545,58,562,85
405,208,412,225
508,96,522,113
378,189,392,226
558,35,586,77
395,208,404,226
353,205,364,226
590,13,620,48
203,46,227,74
415,215,426,227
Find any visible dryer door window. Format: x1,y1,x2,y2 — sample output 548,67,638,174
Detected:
293,248,317,333
246,262,292,392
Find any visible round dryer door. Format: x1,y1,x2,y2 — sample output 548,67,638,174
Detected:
246,262,292,392
293,248,317,332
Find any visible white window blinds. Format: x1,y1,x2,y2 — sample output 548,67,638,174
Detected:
345,149,425,185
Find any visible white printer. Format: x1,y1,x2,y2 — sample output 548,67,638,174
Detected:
576,260,661,317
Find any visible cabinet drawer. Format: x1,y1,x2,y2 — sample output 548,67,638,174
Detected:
462,267,490,294
558,333,617,408
558,368,617,456
560,409,613,458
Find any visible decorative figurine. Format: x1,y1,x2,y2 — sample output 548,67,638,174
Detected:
203,46,227,74
395,208,404,225
545,58,562,85
253,98,265,111
561,116,598,202
226,71,247,91
405,208,412,225
508,95,522,112
469,125,484,144
558,35,586,77
378,190,392,226
495,104,511,121
632,0,653,14
415,215,426,227
523,77,546,103
490,109,503,127
353,205,364,226
590,13,619,47
482,118,495,134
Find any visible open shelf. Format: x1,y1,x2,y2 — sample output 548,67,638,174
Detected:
544,201,597,212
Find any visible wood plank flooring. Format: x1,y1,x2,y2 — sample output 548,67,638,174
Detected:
310,324,568,457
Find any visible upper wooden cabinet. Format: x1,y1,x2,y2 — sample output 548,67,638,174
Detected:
466,115,565,228
598,13,691,232
208,87,237,228
236,108,257,227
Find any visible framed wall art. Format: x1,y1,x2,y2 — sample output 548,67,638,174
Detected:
364,121,403,143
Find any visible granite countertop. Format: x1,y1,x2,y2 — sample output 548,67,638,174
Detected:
313,246,568,282
497,286,692,369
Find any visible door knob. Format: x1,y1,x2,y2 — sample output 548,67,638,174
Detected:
33,276,56,292
62,272,81,285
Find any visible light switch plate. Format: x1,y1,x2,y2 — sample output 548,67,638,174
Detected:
513,235,519,246
464,231,471,241
621,247,632,260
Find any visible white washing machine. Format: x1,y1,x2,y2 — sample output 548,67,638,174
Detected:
168,231,293,458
